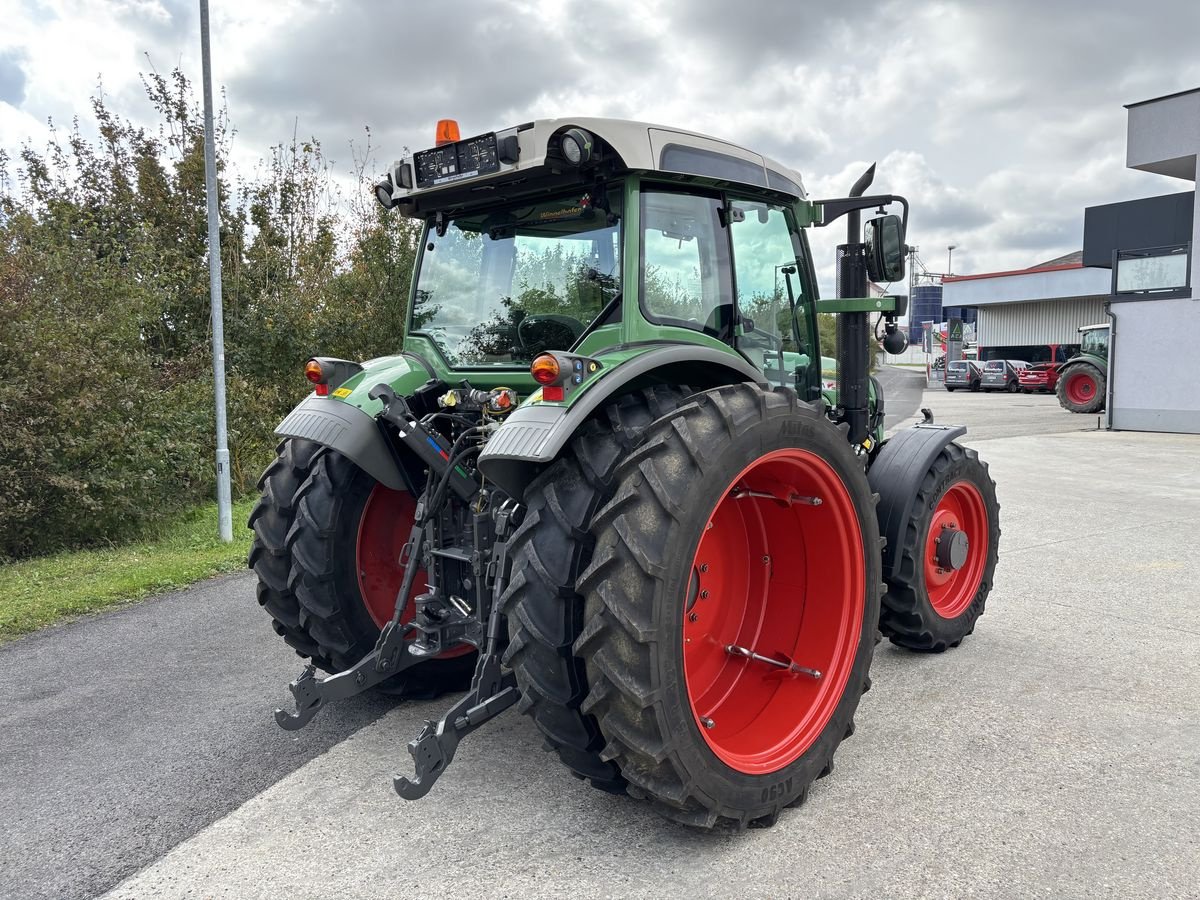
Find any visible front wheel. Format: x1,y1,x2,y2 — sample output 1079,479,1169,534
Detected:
879,443,1000,652
575,384,881,828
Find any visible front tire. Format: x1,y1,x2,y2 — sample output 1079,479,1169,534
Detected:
575,384,881,828
879,443,1000,652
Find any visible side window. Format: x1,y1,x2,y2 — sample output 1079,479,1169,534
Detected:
728,199,811,384
640,190,732,337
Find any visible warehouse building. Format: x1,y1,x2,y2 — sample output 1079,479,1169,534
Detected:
942,87,1198,433
942,252,1108,363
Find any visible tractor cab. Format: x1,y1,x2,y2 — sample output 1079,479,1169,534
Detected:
376,118,828,402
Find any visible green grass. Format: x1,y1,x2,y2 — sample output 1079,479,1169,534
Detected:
0,498,257,642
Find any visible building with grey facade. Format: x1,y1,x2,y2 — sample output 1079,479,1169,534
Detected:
944,87,1198,434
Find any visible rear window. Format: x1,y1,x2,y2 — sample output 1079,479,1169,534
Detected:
985,361,1005,371
948,361,967,371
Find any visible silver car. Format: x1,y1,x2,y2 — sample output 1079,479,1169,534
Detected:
944,360,982,392
981,359,1028,392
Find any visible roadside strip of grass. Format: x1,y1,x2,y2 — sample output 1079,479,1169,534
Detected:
0,498,256,642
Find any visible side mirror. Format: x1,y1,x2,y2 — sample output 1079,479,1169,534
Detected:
865,214,906,283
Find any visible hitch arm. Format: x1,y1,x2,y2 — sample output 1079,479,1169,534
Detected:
273,622,422,731
393,654,518,799
393,515,521,800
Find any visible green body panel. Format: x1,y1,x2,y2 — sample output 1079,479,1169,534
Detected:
815,296,897,314
318,354,431,417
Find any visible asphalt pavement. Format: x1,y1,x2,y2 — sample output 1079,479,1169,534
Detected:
0,575,404,900
4,380,1198,899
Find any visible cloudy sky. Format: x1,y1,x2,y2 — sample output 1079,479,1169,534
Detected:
1,0,1197,285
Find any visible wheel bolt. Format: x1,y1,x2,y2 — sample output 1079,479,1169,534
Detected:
700,717,715,729
688,612,698,622
699,590,709,599
700,563,709,573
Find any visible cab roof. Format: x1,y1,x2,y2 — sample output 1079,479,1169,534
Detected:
384,117,808,214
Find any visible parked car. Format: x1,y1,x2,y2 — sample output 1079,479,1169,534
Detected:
1018,361,1061,393
981,359,1028,392
944,359,982,392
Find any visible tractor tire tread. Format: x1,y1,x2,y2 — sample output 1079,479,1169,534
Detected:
247,439,330,666
879,443,1001,651
575,384,879,830
501,386,688,793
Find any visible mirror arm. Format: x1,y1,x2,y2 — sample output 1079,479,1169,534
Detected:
814,194,909,233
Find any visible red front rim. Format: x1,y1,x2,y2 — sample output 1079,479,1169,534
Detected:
682,449,865,775
924,481,988,618
1065,371,1095,405
356,485,473,657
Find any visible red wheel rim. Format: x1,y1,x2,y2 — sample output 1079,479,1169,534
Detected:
923,481,988,618
356,485,473,656
1065,371,1095,405
682,449,864,775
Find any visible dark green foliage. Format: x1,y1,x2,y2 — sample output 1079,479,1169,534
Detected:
0,72,420,560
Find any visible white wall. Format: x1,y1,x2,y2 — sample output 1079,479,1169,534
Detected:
1114,92,1200,434
1110,295,1200,433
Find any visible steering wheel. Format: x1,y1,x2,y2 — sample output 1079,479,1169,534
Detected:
745,324,783,351
517,314,586,349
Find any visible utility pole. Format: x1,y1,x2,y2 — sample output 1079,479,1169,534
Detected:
200,0,232,542
947,244,957,276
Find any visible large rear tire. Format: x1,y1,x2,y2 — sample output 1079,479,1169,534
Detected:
250,442,476,697
502,387,687,792
879,443,1000,652
574,384,881,829
249,439,328,665
1057,364,1105,414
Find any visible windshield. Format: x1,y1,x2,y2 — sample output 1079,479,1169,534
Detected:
411,189,622,366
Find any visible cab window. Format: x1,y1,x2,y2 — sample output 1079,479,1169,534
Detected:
728,198,814,385
640,190,733,338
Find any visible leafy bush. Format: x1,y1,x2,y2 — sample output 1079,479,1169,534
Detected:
0,72,418,560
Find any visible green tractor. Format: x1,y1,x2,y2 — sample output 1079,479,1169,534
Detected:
1056,323,1109,414
252,117,1001,829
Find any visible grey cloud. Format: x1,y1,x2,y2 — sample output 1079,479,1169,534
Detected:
225,0,609,163
0,49,28,107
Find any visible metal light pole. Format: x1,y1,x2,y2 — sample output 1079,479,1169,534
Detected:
200,0,232,542
947,244,957,276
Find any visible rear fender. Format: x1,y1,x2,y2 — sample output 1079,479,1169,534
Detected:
868,422,968,581
477,344,763,499
274,353,438,491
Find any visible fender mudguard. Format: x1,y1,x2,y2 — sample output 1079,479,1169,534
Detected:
275,395,405,490
867,422,967,581
477,345,763,499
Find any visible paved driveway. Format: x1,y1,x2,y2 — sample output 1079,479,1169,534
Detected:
3,392,1197,899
